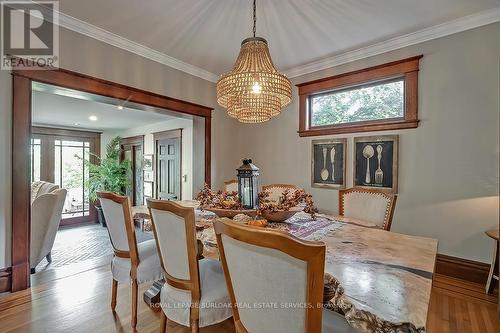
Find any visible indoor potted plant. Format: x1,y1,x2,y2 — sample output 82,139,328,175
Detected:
84,136,131,227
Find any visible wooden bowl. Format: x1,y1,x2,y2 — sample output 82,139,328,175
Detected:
260,206,303,222
204,207,257,218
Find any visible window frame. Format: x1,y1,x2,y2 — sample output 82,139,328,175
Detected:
297,55,422,137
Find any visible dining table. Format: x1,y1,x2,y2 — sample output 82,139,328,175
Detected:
132,203,438,333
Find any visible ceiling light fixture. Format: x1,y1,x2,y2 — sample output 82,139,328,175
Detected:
117,105,124,110
216,0,292,123
89,115,98,121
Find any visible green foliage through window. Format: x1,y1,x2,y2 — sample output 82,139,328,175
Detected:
310,78,404,127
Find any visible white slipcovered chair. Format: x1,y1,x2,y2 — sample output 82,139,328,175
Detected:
97,192,162,328
30,183,67,272
339,188,397,231
147,199,232,333
31,181,60,204
223,179,238,193
214,219,355,333
262,183,301,203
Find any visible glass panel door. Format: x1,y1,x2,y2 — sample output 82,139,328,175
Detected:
54,140,90,219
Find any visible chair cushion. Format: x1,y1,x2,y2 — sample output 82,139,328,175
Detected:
111,239,162,283
160,259,232,327
322,309,358,332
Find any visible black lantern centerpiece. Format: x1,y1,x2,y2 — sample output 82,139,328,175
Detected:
237,159,260,209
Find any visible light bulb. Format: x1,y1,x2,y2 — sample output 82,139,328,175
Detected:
252,82,262,94
117,105,124,110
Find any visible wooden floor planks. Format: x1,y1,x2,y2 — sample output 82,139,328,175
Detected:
0,267,498,332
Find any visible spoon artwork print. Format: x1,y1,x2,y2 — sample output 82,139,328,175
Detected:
362,145,375,183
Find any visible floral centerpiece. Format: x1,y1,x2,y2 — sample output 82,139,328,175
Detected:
257,188,318,220
196,184,256,218
196,184,317,222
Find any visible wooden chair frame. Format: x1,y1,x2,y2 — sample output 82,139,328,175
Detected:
338,187,397,231
214,219,326,333
96,192,140,328
147,199,201,333
262,184,301,203
262,183,300,192
223,179,238,193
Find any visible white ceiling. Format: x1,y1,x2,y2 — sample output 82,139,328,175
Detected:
54,0,500,78
32,89,174,131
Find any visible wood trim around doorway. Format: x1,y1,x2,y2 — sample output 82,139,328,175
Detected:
11,66,213,292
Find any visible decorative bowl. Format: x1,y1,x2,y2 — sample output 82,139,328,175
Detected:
260,206,303,222
204,207,258,218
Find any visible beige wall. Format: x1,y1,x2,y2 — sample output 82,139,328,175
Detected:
234,23,500,263
0,27,240,268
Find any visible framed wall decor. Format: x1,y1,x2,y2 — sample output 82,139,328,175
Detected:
144,170,154,182
311,138,346,189
353,135,399,193
143,154,154,171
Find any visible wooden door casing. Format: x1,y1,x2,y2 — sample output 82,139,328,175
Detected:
11,64,212,292
120,135,144,206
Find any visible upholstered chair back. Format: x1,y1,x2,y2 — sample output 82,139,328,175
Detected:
98,192,137,254
223,180,238,193
262,184,300,203
30,188,67,268
214,220,326,333
147,200,199,283
339,188,397,230
31,181,59,203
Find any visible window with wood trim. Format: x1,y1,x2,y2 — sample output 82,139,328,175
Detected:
297,56,422,136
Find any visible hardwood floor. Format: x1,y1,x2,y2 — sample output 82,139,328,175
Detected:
0,266,498,332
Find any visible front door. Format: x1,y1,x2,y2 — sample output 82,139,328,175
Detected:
156,136,181,200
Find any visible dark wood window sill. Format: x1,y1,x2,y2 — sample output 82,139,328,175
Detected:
298,119,419,137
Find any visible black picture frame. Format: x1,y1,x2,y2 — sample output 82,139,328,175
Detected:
353,135,399,193
311,138,346,189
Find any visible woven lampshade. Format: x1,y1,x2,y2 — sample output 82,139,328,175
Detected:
217,37,292,123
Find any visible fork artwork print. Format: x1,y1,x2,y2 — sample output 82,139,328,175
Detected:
354,135,399,193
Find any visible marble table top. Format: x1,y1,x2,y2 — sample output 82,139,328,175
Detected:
133,204,438,332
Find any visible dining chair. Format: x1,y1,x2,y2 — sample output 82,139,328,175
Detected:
214,219,355,333
147,199,232,333
224,179,238,193
97,192,162,328
262,183,301,203
338,188,397,231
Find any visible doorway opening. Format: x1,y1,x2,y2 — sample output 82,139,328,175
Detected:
11,67,212,291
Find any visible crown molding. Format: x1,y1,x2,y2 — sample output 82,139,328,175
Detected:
33,3,500,83
32,2,219,83
284,7,500,78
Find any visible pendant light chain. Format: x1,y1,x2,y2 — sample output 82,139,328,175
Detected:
253,0,256,37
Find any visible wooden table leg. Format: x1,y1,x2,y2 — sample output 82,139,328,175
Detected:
486,240,498,294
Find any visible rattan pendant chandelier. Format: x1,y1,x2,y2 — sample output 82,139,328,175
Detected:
216,0,292,123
